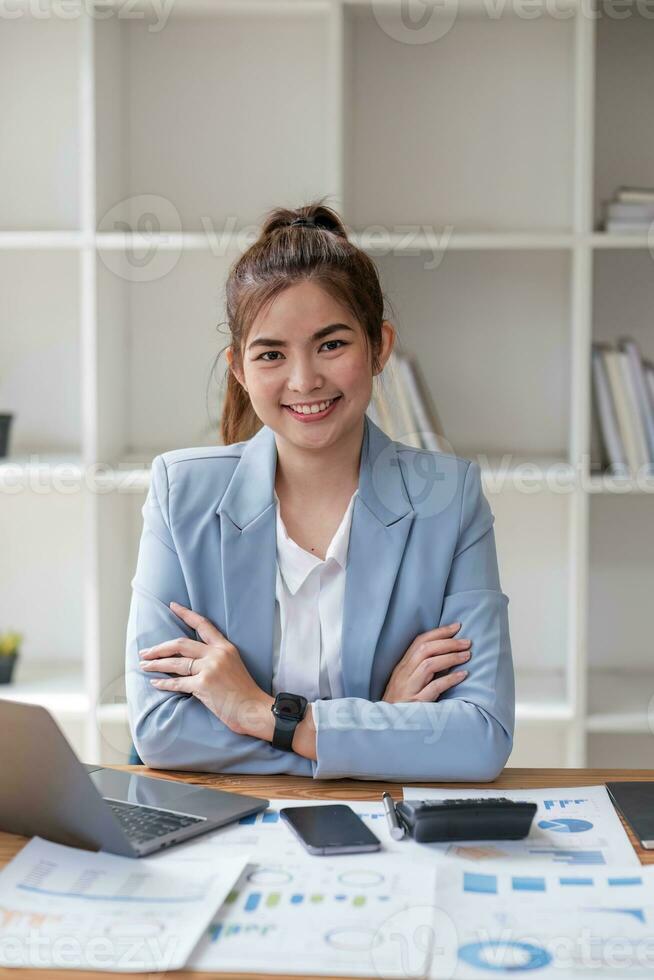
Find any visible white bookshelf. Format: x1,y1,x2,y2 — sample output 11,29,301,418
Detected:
1,0,653,768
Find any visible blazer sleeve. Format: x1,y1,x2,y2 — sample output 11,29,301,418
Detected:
310,459,515,781
125,454,313,776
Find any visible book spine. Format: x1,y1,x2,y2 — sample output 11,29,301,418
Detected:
604,202,654,220
397,353,442,452
373,381,395,440
605,220,651,233
646,363,654,417
618,348,651,471
619,338,654,473
388,351,423,449
591,345,628,475
366,392,382,428
616,186,654,203
604,349,640,473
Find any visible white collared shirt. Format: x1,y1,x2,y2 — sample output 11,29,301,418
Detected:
271,488,358,709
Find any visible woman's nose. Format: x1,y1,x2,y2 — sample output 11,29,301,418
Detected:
287,362,323,393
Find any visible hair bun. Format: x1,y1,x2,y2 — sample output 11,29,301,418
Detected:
289,212,341,234
258,201,348,241
290,216,320,228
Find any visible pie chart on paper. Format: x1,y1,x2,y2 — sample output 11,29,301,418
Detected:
538,818,594,833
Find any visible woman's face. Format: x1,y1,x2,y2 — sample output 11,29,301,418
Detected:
227,280,394,451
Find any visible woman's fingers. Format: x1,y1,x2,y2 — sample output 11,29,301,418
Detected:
414,669,469,702
139,637,204,659
149,675,197,694
424,622,461,638
139,655,195,675
170,601,225,644
409,635,471,670
418,651,471,677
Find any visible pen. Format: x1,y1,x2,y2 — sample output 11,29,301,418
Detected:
382,791,405,840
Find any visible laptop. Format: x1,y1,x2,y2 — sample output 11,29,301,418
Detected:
0,699,269,857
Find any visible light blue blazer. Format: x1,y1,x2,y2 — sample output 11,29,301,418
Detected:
125,414,515,781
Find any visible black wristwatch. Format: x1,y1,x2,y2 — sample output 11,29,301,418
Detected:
271,692,308,751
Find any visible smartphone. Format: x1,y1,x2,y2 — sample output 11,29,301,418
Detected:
279,804,381,855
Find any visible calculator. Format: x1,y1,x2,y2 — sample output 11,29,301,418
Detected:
394,797,537,843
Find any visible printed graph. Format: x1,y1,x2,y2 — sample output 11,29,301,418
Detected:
538,818,594,833
463,871,646,895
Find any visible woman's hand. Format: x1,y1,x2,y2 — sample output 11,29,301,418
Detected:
138,601,274,739
381,622,471,703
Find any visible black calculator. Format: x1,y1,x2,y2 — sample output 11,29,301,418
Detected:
394,797,537,843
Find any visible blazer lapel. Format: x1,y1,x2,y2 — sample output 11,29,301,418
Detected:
216,415,416,699
216,424,278,692
340,417,415,698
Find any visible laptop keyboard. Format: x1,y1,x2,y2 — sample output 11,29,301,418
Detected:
105,797,206,844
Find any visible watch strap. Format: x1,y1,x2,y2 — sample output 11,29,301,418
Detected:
271,714,298,752
271,694,307,752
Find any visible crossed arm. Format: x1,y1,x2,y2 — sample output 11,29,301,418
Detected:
126,456,514,781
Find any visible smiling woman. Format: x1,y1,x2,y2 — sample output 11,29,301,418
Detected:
124,198,515,781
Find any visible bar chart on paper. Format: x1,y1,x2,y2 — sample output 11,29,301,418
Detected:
437,859,654,979
186,857,437,977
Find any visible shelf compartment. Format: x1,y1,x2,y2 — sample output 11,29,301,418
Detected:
592,250,654,360
0,489,86,667
0,250,81,457
593,12,654,232
375,249,572,461
95,249,233,462
0,15,80,231
94,9,331,233
491,489,570,681
344,4,574,232
588,496,654,680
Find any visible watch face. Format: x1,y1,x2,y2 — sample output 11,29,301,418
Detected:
274,693,306,718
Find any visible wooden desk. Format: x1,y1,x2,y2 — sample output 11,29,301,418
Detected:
2,766,653,980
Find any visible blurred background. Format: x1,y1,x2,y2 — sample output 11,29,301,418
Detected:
1,0,653,769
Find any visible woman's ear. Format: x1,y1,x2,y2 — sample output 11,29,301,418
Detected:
375,321,395,374
226,346,247,391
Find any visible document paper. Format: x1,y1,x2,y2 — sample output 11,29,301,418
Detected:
430,855,654,978
0,836,249,972
402,784,639,867
147,799,437,976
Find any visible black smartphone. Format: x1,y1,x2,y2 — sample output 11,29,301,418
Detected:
279,804,381,855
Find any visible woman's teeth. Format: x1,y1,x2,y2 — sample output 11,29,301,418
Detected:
285,397,339,415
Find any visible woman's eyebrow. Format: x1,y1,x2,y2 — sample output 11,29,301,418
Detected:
248,323,355,350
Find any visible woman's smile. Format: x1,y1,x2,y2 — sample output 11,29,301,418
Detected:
282,395,343,422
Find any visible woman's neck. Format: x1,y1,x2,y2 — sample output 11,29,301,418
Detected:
274,416,364,501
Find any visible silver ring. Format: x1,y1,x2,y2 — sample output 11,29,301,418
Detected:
187,658,193,676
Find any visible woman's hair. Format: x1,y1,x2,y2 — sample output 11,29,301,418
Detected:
219,197,389,446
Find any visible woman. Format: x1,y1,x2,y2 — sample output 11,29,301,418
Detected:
126,201,515,781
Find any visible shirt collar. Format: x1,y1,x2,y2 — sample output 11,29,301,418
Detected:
274,488,358,595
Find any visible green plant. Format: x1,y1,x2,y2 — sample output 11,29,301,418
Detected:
0,631,22,656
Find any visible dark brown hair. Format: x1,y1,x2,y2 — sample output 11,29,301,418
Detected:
219,197,388,446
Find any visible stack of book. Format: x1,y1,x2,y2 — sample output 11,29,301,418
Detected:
601,186,654,234
591,337,654,476
367,349,450,453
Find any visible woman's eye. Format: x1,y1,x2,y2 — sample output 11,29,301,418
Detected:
257,339,347,362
